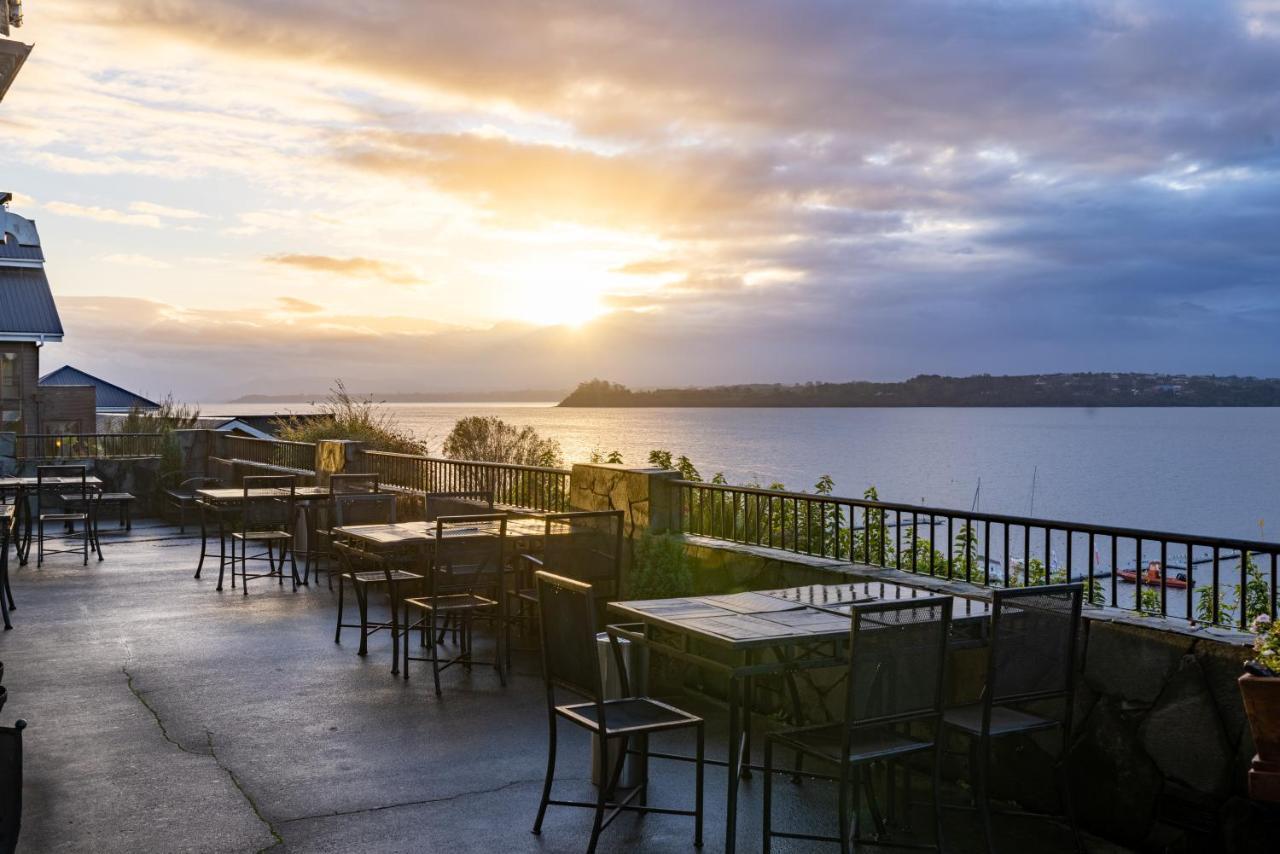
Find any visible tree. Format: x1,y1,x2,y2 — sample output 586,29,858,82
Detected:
442,416,563,467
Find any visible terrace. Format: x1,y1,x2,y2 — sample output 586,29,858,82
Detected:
0,430,1275,853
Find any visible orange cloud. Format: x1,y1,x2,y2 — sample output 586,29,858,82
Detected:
263,253,421,285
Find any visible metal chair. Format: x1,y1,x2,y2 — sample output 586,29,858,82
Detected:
402,514,507,694
942,583,1084,854
507,510,625,667
531,571,704,854
163,473,219,534
0,716,26,853
308,472,382,585
424,490,493,521
332,495,422,672
34,465,101,566
226,475,298,595
763,597,953,853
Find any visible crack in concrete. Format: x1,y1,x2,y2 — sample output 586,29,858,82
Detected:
120,646,285,853
279,777,542,825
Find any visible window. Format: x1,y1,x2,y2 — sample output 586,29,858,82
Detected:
0,352,20,423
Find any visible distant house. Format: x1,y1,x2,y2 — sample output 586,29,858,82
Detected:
39,365,161,414
194,414,324,440
0,199,95,434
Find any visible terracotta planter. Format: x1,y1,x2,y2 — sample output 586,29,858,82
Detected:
1239,673,1280,803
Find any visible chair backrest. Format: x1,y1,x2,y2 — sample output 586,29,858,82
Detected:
425,491,494,521
987,583,1082,706
430,514,506,593
180,476,221,491
843,597,952,732
534,570,605,703
241,475,295,531
329,473,379,495
37,464,87,511
333,493,397,527
333,540,390,583
542,511,624,593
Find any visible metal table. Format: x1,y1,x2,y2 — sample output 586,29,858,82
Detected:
0,476,104,566
608,580,991,853
193,486,332,589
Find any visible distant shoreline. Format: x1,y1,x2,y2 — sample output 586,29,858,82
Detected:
228,390,566,405
558,373,1280,408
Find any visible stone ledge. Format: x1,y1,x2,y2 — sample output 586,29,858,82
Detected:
676,535,1255,649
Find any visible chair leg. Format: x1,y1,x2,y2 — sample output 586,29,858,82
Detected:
972,737,996,854
532,714,557,835
587,728,620,854
695,723,704,848
334,575,345,643
762,737,773,854
839,764,854,854
430,611,443,696
1056,731,1085,854
356,584,369,655
36,518,42,567
931,741,945,852
288,543,299,590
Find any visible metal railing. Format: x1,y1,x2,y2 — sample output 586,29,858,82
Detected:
17,433,165,460
672,479,1278,630
363,451,571,513
219,435,316,473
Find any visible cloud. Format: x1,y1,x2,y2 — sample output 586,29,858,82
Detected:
102,253,171,269
43,201,162,228
276,296,323,313
262,253,421,285
129,201,208,220
10,0,1280,383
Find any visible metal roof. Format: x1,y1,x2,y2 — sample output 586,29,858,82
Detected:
39,365,160,411
0,238,42,263
0,37,30,103
0,266,63,339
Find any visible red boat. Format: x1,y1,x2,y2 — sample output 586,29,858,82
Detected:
1118,561,1188,589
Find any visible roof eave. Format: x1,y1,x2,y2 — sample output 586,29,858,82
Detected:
0,331,63,343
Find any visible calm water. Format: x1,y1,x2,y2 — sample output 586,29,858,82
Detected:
207,403,1280,543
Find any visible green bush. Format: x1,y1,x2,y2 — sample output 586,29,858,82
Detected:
273,381,426,454
628,531,694,599
442,416,562,466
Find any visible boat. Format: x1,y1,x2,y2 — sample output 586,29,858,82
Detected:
1118,561,1188,589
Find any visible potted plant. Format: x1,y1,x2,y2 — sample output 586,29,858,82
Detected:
1240,614,1280,802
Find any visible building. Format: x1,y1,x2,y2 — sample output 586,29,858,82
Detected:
40,365,161,418
0,198,95,434
0,0,29,103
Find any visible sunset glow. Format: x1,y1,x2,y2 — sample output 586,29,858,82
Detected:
3,1,1277,398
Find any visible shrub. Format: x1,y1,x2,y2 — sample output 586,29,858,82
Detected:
273,381,426,454
628,531,695,599
442,416,562,466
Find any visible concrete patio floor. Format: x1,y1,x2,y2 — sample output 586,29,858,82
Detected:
0,519,1131,853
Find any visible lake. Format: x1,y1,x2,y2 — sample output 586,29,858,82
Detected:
207,403,1280,544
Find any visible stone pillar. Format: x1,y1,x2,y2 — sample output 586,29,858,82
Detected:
315,439,364,486
172,429,212,476
568,463,682,538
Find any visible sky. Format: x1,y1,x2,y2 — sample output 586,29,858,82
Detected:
4,1,1280,401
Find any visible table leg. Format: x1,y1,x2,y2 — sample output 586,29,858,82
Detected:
725,672,743,854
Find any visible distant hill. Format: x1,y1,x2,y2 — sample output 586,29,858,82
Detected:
559,374,1280,407
229,389,566,404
